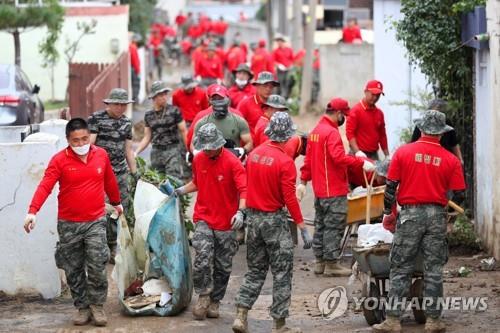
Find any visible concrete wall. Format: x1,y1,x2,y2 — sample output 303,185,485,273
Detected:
0,5,129,101
373,0,429,152
319,43,374,106
226,21,267,48
475,0,500,259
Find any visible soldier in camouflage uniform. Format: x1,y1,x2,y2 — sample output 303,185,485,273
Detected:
135,81,188,180
173,123,247,320
233,112,313,333
24,118,122,327
88,88,136,260
373,110,466,333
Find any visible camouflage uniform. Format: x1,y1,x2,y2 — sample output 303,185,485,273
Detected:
144,104,184,179
313,196,347,261
386,205,448,319
192,221,239,302
235,209,294,319
54,217,109,309
88,109,132,248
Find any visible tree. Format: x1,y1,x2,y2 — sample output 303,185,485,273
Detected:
0,0,64,67
121,0,157,39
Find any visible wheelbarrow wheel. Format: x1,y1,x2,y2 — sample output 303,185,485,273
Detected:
410,278,427,324
361,281,385,325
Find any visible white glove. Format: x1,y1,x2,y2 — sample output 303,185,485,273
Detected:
296,184,306,201
230,210,245,230
193,149,201,156
111,204,123,218
24,214,36,234
362,160,376,172
355,151,367,158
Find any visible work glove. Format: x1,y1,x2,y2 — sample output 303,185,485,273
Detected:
301,228,313,249
173,186,186,198
112,204,123,218
296,184,306,201
355,151,367,158
382,213,396,233
23,214,36,234
230,210,245,230
362,160,376,172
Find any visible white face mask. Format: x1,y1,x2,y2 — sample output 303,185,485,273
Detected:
71,143,90,156
235,79,248,88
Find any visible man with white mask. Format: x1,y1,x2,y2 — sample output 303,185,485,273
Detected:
228,63,256,108
24,118,122,327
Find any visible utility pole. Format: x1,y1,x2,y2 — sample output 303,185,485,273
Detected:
291,0,303,50
266,0,273,51
299,0,317,114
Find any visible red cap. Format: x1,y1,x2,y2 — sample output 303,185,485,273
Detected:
207,84,228,98
365,80,384,95
258,39,266,47
327,98,350,115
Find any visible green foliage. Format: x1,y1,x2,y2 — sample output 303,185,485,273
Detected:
448,214,482,251
451,0,486,14
64,19,97,63
255,1,267,22
122,0,157,39
128,157,194,234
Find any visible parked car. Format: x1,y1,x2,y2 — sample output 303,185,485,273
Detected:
0,64,44,126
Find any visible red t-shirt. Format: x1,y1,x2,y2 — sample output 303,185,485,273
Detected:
225,46,246,72
246,142,303,224
347,157,384,188
251,47,275,76
313,49,320,70
227,84,256,108
346,100,388,153
129,42,140,75
387,137,466,206
186,106,243,150
300,116,364,198
273,46,294,68
253,116,303,160
172,86,209,123
237,94,265,133
192,149,247,231
195,54,224,79
175,14,187,26
29,145,121,222
148,35,163,58
342,26,362,43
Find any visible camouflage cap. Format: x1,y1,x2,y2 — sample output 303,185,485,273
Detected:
232,63,254,79
148,81,172,99
103,88,134,104
375,159,390,178
414,110,454,135
263,94,288,110
180,74,198,89
193,123,227,151
252,71,279,86
264,111,296,142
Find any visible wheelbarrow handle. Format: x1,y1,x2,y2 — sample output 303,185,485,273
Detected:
363,170,376,225
447,200,464,214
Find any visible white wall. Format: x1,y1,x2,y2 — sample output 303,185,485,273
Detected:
373,0,429,152
0,5,130,101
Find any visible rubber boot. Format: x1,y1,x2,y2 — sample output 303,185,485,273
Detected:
425,317,446,333
372,316,402,333
193,295,211,320
323,261,351,277
232,307,248,333
73,308,91,326
206,301,220,318
314,258,325,274
272,318,302,333
89,304,107,327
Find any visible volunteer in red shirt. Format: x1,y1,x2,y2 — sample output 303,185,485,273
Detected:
172,74,209,127
186,84,243,151
298,98,375,277
195,43,224,87
348,157,387,188
272,34,295,99
24,118,121,327
312,47,321,104
237,71,278,135
233,112,312,333
174,123,246,321
342,18,363,44
251,39,275,76
346,79,389,160
225,40,246,73
175,11,187,28
129,33,141,102
148,29,164,79
253,94,303,160
228,63,256,108
373,110,465,333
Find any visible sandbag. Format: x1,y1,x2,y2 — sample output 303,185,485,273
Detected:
112,180,193,316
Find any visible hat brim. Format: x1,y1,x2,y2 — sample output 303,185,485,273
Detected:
252,80,280,86
366,88,385,96
103,99,134,104
232,69,254,80
193,136,226,151
148,87,172,99
414,119,454,135
263,103,288,110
